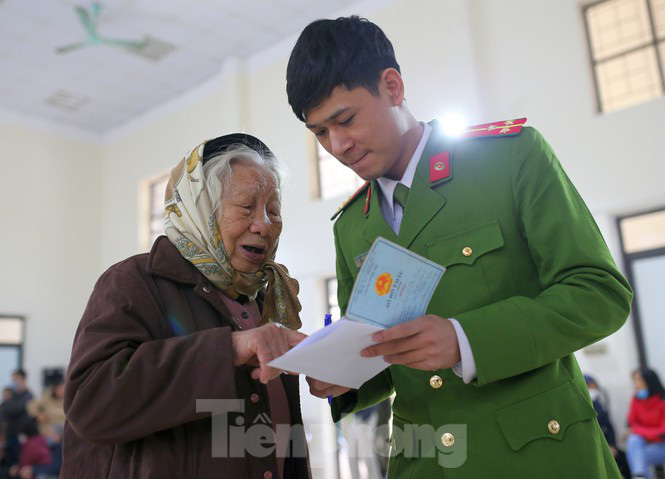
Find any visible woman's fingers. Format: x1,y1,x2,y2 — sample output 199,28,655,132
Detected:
232,323,306,383
287,329,307,347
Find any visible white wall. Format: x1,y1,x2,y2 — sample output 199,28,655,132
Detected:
99,59,248,268
0,121,101,394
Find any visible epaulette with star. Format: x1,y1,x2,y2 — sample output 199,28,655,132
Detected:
428,117,527,186
330,181,370,221
460,117,526,139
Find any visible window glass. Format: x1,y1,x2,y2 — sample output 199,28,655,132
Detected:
0,317,23,345
587,0,652,60
595,46,663,112
316,142,364,200
620,209,665,253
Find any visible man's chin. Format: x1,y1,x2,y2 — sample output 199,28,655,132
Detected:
351,165,381,182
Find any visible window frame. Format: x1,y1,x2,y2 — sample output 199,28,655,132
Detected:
616,205,665,368
0,314,25,370
582,0,665,113
139,171,170,251
310,136,365,201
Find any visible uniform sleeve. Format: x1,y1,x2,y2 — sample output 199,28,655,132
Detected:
330,223,394,422
455,129,633,386
65,266,238,445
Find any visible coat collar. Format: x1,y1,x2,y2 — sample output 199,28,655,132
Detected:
146,236,267,328
146,235,201,285
363,120,454,248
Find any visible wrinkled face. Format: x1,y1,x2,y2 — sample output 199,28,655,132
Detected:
633,372,647,392
218,162,282,273
304,73,410,181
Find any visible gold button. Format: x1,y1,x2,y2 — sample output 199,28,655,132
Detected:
462,246,473,257
441,433,455,447
429,375,443,389
548,420,560,435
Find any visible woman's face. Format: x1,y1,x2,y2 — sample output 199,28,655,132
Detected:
218,162,282,273
633,372,647,392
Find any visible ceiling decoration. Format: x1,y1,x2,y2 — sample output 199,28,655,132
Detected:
0,0,371,135
56,3,146,54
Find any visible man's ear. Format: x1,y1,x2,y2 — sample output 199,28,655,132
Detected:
380,68,405,105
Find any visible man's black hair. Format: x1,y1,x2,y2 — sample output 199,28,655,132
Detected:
286,16,401,122
12,369,26,379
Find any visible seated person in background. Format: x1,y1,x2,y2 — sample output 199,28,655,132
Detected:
26,381,64,438
13,423,63,479
62,134,310,479
626,368,665,479
8,417,50,479
585,374,632,478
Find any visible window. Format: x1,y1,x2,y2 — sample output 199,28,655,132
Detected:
0,316,25,384
583,0,665,113
312,139,365,200
139,172,170,250
617,207,665,373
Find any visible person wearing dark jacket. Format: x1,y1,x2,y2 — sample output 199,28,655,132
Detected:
1,370,34,468
585,374,632,478
62,134,310,479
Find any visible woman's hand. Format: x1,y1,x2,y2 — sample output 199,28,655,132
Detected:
232,323,306,384
306,376,352,399
18,466,33,479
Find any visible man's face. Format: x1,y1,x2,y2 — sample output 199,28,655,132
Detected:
304,82,408,181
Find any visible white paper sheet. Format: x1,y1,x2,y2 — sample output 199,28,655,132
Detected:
268,319,389,389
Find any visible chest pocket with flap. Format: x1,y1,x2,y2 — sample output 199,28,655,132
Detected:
426,219,504,267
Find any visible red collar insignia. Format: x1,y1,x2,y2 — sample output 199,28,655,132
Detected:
429,151,451,183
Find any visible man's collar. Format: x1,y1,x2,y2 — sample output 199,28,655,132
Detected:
376,122,432,211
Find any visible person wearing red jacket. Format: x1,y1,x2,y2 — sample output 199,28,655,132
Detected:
7,417,50,479
626,368,665,479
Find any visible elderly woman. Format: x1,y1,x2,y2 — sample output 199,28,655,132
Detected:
62,134,310,479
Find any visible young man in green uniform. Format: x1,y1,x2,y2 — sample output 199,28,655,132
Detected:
286,16,633,478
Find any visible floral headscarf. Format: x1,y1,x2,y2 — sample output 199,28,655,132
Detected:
164,135,301,330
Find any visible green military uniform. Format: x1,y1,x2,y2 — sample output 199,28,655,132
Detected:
330,120,633,478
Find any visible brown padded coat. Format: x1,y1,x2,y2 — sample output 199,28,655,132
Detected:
62,236,310,479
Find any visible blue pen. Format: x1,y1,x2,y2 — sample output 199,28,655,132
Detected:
324,314,332,404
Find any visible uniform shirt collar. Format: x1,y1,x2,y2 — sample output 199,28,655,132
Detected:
376,122,432,215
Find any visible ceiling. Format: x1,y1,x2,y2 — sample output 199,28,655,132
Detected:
0,0,367,135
